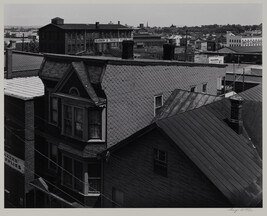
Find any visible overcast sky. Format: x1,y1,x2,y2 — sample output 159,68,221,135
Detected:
4,3,262,27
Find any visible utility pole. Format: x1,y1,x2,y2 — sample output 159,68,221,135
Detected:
184,29,188,62
22,33,24,51
242,68,245,92
233,62,236,92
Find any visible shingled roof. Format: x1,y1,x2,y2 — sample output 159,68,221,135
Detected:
153,89,223,122
101,98,262,207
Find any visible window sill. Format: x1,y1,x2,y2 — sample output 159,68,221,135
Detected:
78,192,100,197
88,139,105,143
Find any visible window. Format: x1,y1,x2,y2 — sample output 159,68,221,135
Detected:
112,188,124,208
50,97,58,124
88,109,102,139
154,95,163,116
190,86,196,92
48,142,58,171
88,164,101,193
63,105,84,139
202,83,207,93
153,148,168,177
62,156,83,193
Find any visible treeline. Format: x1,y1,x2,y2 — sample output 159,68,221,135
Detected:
152,24,262,35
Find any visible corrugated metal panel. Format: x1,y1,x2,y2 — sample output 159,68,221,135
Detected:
238,84,262,102
154,89,223,121
156,99,262,206
4,76,44,100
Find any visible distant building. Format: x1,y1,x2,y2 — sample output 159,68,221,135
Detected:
133,33,166,48
39,17,133,55
194,54,224,64
226,32,262,47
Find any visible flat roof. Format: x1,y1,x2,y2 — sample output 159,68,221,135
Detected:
4,76,44,100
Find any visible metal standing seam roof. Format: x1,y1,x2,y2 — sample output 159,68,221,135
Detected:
153,89,223,122
156,99,262,207
238,84,262,102
4,76,44,100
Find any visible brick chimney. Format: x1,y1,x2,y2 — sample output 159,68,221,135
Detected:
229,94,244,134
51,17,64,25
118,21,120,25
122,40,134,59
163,43,175,60
95,22,100,29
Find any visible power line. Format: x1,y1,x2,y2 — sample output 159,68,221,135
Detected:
4,125,121,207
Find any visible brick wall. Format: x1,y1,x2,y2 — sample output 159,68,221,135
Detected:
102,64,226,147
103,128,231,207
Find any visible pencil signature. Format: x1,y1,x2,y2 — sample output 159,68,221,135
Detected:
228,208,253,213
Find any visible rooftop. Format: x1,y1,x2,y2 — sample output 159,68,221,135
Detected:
4,76,44,100
102,98,262,207
4,50,44,72
153,89,222,122
40,23,131,31
238,84,262,102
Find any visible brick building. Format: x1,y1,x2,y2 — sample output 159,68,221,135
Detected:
39,17,133,55
99,92,262,207
35,43,227,207
4,76,44,207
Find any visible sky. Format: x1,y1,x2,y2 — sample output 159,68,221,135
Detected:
4,3,262,27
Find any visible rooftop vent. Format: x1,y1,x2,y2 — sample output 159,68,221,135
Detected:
51,17,64,25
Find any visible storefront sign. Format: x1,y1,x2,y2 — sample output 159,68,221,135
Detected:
94,38,132,43
4,151,24,174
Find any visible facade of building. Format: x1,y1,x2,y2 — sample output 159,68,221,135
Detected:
34,44,226,207
100,93,262,207
133,33,166,48
226,32,262,47
39,17,133,55
4,76,44,208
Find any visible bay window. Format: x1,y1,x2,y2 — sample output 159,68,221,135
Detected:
62,103,105,141
50,97,58,125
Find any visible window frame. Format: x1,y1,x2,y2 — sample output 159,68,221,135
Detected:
202,83,207,93
154,94,163,117
153,148,168,177
49,95,59,126
190,86,196,92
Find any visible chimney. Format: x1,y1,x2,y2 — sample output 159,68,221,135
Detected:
118,21,120,25
5,40,16,79
6,48,13,79
229,95,244,134
95,22,99,29
122,40,134,59
51,17,64,25
163,43,175,60
140,23,144,28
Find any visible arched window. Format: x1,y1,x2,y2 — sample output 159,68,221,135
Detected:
69,87,80,96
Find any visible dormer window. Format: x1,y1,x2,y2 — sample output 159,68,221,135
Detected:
50,97,58,125
154,95,163,116
88,109,102,139
69,87,80,97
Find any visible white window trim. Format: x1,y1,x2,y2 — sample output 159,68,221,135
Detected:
154,94,163,117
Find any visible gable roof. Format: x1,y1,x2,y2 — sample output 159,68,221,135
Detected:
101,98,262,207
40,23,131,31
238,84,262,102
153,89,223,122
52,61,101,105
